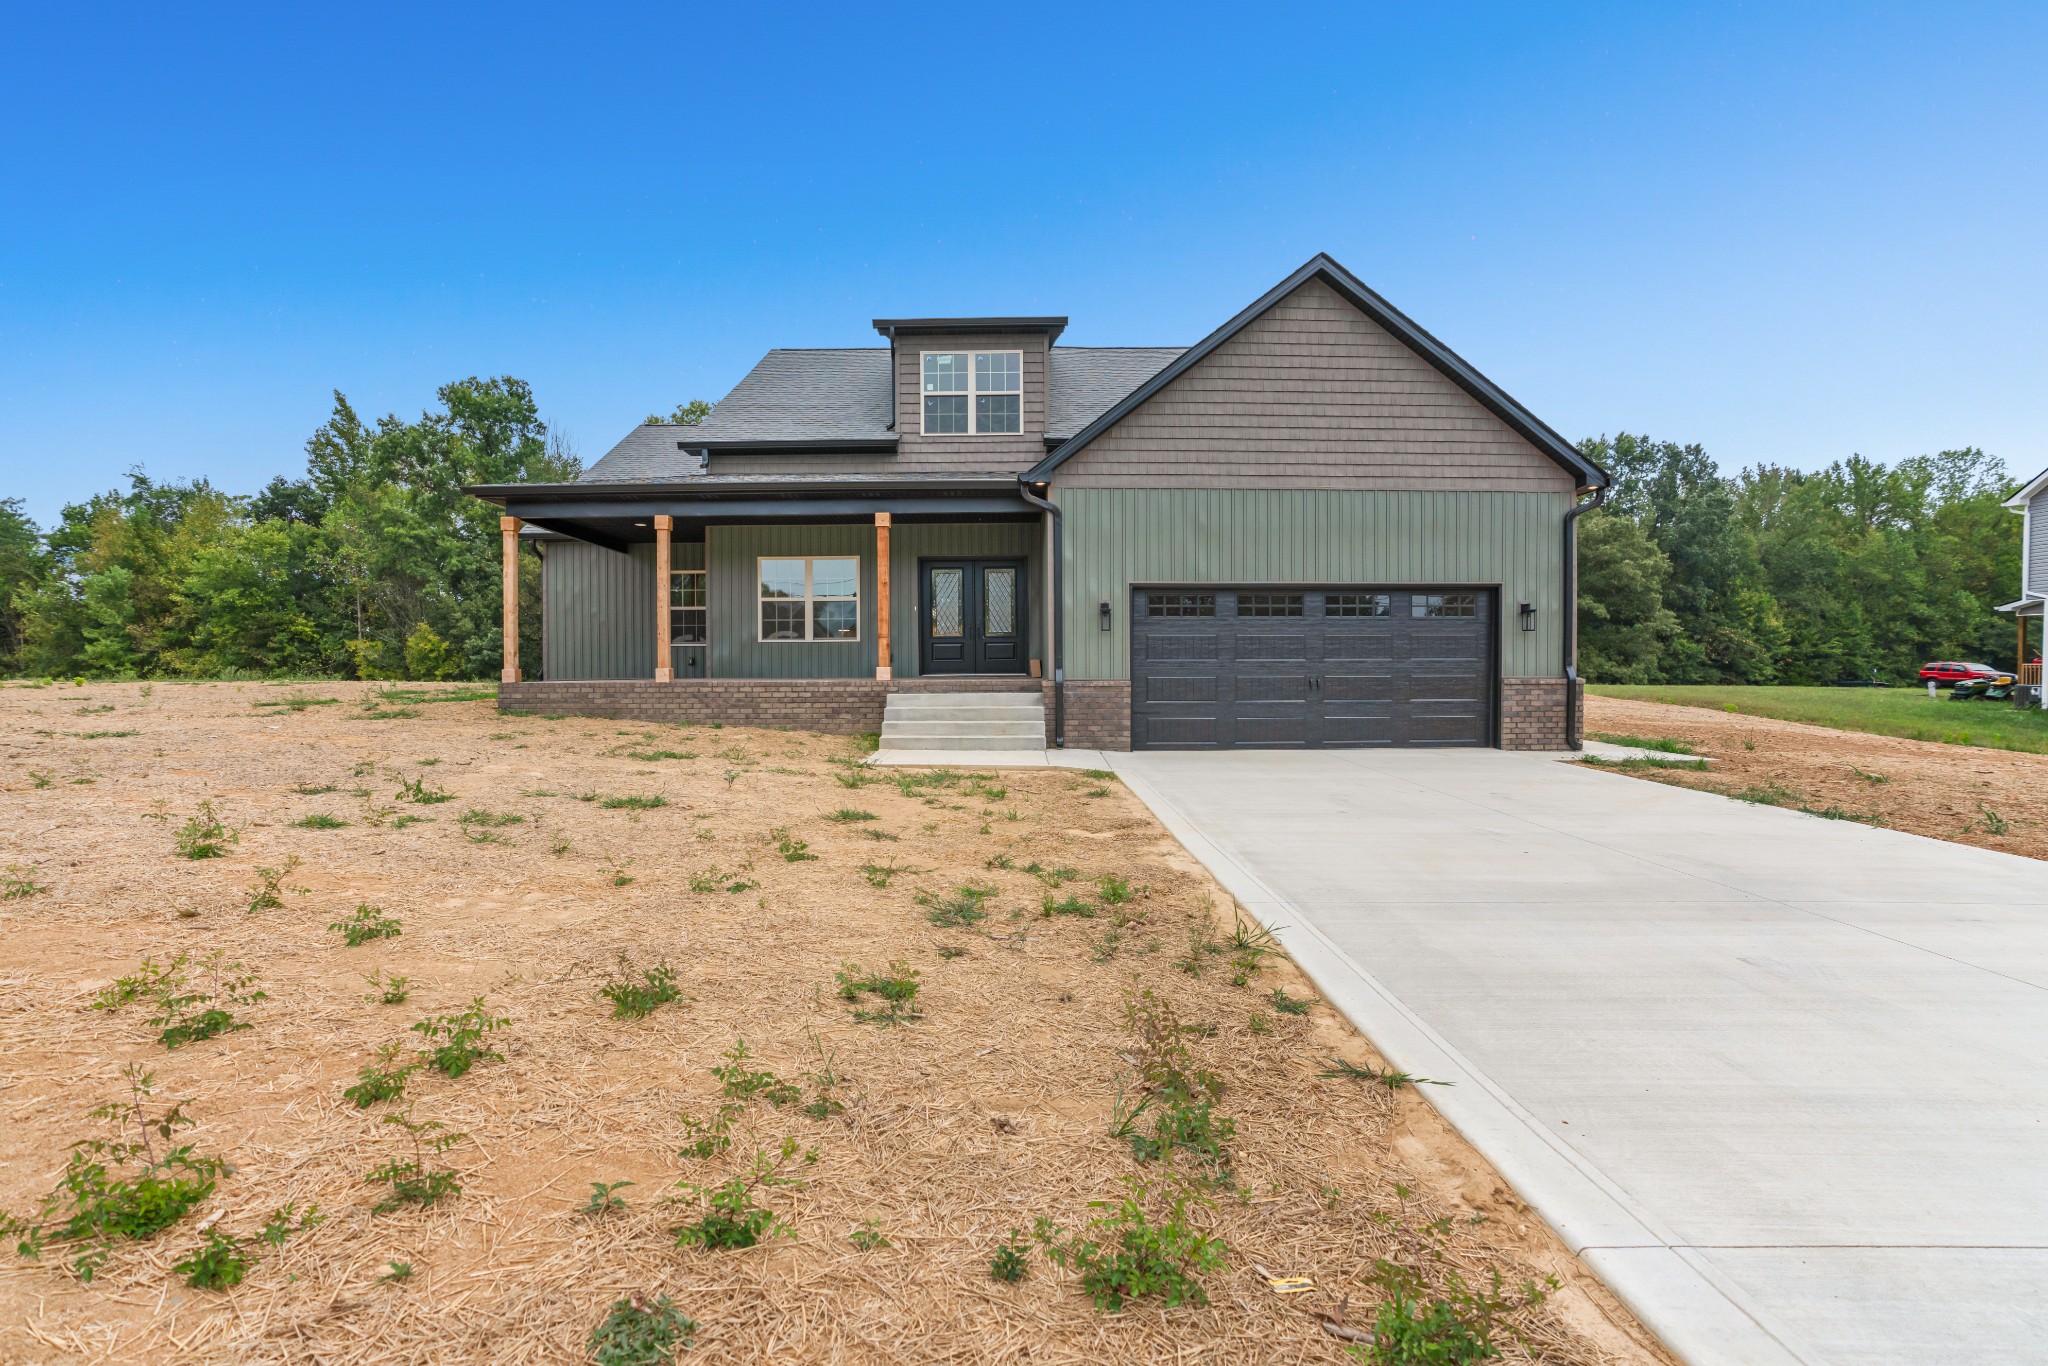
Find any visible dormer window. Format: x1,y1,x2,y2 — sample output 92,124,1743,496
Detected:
922,351,1021,434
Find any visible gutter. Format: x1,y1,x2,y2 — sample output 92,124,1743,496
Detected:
1561,485,1607,751
1017,477,1065,747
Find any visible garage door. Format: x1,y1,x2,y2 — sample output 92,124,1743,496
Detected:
1130,586,1494,749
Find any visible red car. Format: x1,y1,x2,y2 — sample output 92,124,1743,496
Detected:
1919,661,2012,685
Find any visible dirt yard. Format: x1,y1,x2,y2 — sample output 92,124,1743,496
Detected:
0,681,1668,1365
1588,693,2048,859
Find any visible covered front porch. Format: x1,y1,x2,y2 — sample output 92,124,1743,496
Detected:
472,476,1050,687
1998,597,2042,686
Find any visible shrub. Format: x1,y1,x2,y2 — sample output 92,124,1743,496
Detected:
0,1065,225,1281
93,951,267,1049
331,904,402,947
1035,1177,1226,1313
601,958,683,1020
411,998,509,1078
174,801,237,859
589,1293,697,1366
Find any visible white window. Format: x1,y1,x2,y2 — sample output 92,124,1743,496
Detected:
759,556,860,642
669,569,706,645
922,350,1021,435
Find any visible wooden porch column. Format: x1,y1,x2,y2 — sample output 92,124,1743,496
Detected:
874,511,893,680
653,514,674,682
499,516,522,683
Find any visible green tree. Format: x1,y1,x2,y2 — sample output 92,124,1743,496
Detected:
1576,512,1678,683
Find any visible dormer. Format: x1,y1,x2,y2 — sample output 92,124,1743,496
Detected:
873,316,1066,468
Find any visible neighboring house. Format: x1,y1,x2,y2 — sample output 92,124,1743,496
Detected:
1997,468,2048,683
469,254,1610,750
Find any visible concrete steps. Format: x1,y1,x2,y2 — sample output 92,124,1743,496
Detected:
879,691,1045,752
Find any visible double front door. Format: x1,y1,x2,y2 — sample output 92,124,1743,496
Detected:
920,559,1028,675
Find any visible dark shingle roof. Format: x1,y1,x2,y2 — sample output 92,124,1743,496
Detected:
582,344,1184,483
1048,348,1184,439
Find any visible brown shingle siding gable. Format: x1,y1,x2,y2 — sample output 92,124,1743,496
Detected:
1051,278,1575,493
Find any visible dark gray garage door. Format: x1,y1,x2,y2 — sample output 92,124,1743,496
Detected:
1130,586,1494,749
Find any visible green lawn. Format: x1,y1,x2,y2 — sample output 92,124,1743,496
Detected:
1590,684,2048,755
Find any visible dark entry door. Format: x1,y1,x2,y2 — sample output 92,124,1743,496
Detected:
1129,586,1494,749
921,560,1028,675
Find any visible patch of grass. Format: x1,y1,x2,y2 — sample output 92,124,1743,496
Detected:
600,794,668,810
291,783,339,795
1851,766,1890,784
836,960,922,1026
1024,862,1079,888
1978,803,2011,836
1591,683,2048,755
1268,986,1314,1016
0,1064,225,1281
290,812,350,829
331,904,402,947
918,883,995,928
621,749,692,762
254,694,341,712
600,957,683,1020
93,951,267,1049
860,861,925,888
588,1293,696,1366
174,800,237,859
411,997,509,1078
1580,754,1709,772
1590,731,1696,755
1096,873,1140,905
70,729,139,739
457,808,524,828
826,808,877,822
1041,892,1097,919
1320,1056,1450,1090
1033,1175,1226,1313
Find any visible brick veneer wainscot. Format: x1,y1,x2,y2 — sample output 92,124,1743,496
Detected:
1499,677,1579,750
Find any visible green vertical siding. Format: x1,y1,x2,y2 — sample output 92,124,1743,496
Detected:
709,525,876,678
1057,488,1568,680
540,540,701,681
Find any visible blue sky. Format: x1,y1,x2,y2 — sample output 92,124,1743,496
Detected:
4,2,2043,524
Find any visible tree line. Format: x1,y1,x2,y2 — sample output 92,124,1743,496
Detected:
0,385,2025,685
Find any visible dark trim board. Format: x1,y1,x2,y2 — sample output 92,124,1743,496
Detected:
1127,582,1501,750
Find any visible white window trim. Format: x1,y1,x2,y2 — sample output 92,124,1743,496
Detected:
756,556,861,644
918,349,1023,436
669,568,707,646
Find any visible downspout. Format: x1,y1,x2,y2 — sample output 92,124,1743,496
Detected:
1561,484,1607,751
1018,477,1065,747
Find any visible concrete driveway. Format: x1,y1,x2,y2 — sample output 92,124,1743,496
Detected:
1107,748,2048,1366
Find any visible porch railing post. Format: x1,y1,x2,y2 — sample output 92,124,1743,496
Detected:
875,511,892,680
499,515,522,683
654,514,674,682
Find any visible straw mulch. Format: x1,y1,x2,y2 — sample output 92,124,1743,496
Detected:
0,680,1672,1364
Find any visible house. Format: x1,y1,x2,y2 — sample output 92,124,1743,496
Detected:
1998,468,2048,686
467,254,1610,751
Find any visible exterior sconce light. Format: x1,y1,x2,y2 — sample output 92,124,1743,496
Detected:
1099,601,1113,632
1519,602,1537,633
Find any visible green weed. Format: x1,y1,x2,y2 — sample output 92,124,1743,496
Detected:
1352,1260,1551,1364
1268,986,1314,1017
174,800,237,859
583,1181,633,1216
588,1293,696,1366
836,960,922,1026
411,998,509,1079
849,1219,890,1251
365,1109,467,1214
394,773,452,804
363,971,411,1005
331,903,402,947
918,883,995,928
774,827,816,861
827,808,877,822
671,1138,815,1250
1319,1057,1450,1090
712,1039,802,1108
601,957,683,1020
1041,891,1097,918
93,952,267,1049
246,856,304,913
343,1043,417,1108
1034,1176,1226,1313
601,794,668,810
1590,731,1696,755
173,1229,252,1290
2,865,48,900
990,1230,1032,1282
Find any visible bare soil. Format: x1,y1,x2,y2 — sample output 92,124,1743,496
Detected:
1588,693,2048,859
0,680,1668,1364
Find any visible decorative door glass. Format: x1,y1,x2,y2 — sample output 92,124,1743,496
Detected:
983,567,1016,636
931,568,964,638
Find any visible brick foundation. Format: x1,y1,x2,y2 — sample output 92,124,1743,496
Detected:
500,676,1039,734
1054,679,1131,751
1500,676,1580,750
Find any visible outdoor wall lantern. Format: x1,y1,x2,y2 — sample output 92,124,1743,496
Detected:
1519,602,1537,632
1099,601,1113,632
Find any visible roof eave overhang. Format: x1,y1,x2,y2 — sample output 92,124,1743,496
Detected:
1021,253,1608,492
468,476,1025,505
2003,467,2048,508
873,316,1069,344
692,437,898,453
